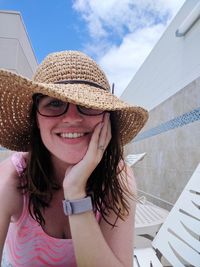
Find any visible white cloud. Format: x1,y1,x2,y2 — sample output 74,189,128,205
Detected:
99,24,166,96
73,0,185,96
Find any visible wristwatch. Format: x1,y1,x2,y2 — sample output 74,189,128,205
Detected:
62,196,93,216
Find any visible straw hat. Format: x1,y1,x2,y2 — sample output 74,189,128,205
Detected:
0,50,148,151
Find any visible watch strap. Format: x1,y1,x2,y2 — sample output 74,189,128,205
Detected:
62,196,93,216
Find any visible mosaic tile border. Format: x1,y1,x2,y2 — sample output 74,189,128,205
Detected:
133,107,200,142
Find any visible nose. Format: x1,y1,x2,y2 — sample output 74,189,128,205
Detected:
61,103,83,123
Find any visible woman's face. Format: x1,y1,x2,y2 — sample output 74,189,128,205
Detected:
36,96,104,166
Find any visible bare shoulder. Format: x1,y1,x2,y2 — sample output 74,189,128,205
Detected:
0,155,24,257
0,155,23,219
100,159,137,226
118,160,137,195
0,155,19,186
99,160,136,266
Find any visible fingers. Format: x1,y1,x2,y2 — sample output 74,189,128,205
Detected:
88,121,104,151
86,112,111,160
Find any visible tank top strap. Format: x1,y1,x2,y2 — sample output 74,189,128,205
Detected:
11,152,27,176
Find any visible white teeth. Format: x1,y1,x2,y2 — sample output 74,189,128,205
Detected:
60,133,85,139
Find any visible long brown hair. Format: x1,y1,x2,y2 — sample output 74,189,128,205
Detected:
23,101,134,227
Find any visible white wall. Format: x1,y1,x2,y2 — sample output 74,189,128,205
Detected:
0,10,38,156
0,10,38,78
126,76,200,210
121,0,200,111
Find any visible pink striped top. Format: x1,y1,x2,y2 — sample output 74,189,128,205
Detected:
2,152,101,267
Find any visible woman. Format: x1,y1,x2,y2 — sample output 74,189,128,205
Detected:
0,51,148,266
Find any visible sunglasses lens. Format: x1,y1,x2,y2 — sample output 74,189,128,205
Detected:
78,105,104,116
37,96,68,117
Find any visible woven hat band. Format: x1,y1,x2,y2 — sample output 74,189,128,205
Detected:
54,79,108,91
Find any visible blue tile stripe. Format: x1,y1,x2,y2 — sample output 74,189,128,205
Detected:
134,107,200,142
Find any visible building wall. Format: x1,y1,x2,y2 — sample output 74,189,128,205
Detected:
121,0,200,111
125,76,200,210
0,10,37,77
0,10,38,160
121,0,200,210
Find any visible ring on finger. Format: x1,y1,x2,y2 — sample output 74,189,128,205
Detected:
98,145,105,151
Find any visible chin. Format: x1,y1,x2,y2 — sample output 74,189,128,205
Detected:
53,148,87,165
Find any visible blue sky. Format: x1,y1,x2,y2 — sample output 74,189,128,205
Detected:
0,0,88,62
0,0,185,95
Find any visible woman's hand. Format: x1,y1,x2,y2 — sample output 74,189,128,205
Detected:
63,112,111,200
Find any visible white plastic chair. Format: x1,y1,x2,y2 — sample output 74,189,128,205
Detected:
125,153,146,167
135,200,169,238
134,163,200,267
125,153,169,244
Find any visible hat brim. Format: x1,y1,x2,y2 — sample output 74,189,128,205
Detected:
0,69,148,151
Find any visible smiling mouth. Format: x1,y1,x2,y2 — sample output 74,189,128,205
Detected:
59,132,87,139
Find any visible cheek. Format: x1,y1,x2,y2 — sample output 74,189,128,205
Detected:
37,114,54,130
88,114,104,128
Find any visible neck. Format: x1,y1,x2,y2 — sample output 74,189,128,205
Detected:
50,155,71,185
